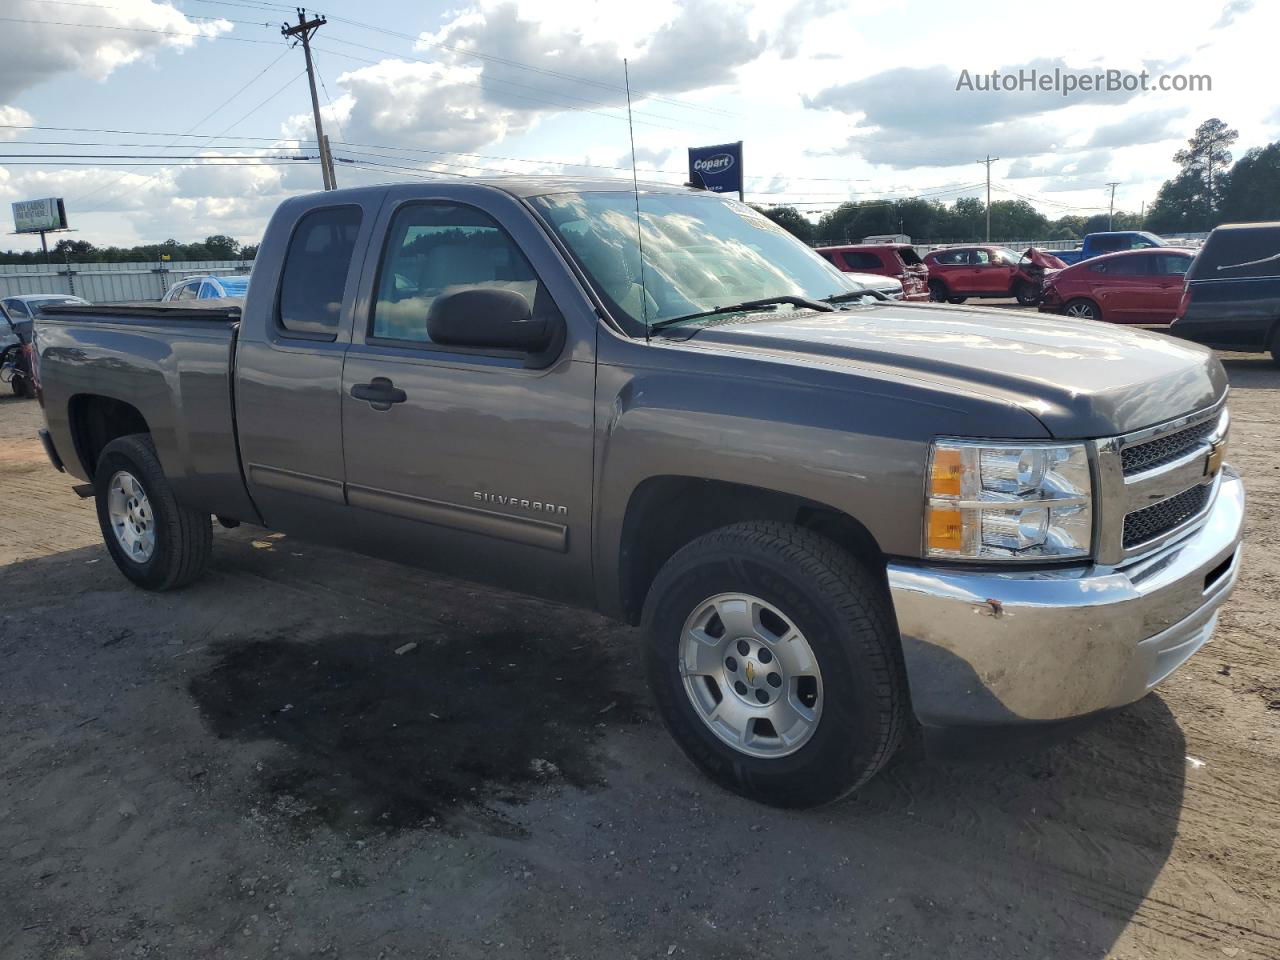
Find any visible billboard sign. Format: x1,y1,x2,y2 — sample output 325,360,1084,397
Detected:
688,142,743,199
12,197,68,234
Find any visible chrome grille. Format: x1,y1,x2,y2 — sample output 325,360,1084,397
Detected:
1122,418,1216,475
1123,484,1211,548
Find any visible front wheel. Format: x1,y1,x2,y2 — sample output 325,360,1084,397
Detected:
1014,282,1040,307
94,434,212,590
642,522,907,808
1064,298,1100,322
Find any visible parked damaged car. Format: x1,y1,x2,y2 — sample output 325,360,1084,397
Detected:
923,246,1066,305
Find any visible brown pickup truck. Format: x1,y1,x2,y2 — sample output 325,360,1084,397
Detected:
32,179,1243,807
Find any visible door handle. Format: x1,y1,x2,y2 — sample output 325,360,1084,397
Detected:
351,376,407,411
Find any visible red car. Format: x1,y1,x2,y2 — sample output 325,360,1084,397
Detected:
1039,248,1195,324
816,244,930,301
922,246,1065,306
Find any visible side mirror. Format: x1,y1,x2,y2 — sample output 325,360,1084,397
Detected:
426,287,553,351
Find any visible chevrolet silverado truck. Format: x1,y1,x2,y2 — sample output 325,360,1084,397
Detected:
33,180,1243,808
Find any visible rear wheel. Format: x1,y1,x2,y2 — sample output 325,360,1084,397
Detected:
948,296,968,304
1269,324,1280,367
94,434,212,590
1064,298,1100,322
642,522,907,808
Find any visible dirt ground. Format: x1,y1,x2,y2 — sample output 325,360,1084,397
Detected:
1,355,1277,960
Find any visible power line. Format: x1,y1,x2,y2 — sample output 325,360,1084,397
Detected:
184,0,742,119
307,41,695,132
68,47,292,205
0,121,875,187
0,13,280,43
26,0,275,28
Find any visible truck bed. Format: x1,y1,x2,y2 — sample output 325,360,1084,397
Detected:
35,301,258,523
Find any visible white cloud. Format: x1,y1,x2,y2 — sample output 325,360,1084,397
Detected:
0,104,34,140
0,0,231,100
1212,0,1253,30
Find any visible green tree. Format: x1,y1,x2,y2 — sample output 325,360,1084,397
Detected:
204,234,241,259
987,200,1050,242
1219,143,1280,224
753,205,815,245
1148,118,1240,232
1173,118,1238,214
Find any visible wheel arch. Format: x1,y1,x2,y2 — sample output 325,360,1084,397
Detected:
67,393,151,477
614,476,887,625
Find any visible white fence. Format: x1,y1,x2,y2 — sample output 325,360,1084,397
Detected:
0,260,253,304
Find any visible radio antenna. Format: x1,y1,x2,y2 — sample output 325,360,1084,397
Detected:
624,58,651,343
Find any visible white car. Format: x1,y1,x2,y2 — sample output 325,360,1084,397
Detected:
845,272,905,300
161,274,250,302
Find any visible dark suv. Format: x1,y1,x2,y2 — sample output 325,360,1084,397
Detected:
1170,221,1280,363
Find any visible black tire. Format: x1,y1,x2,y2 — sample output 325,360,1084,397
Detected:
1014,282,1040,307
1064,298,1100,322
10,376,29,398
642,521,907,808
947,296,968,304
1269,324,1280,367
928,279,948,302
94,434,212,590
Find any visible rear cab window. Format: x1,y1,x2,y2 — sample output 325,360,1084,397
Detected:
277,205,363,340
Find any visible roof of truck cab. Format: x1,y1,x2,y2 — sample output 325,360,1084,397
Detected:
315,177,706,201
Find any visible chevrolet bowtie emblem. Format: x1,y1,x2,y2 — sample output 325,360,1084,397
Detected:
745,661,756,684
1206,438,1226,477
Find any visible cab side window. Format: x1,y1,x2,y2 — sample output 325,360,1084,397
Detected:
371,201,550,345
176,281,200,301
972,249,991,265
277,205,363,339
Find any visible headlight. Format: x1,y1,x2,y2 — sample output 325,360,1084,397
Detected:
925,440,1093,560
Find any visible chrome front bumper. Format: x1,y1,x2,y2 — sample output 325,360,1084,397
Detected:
887,469,1244,727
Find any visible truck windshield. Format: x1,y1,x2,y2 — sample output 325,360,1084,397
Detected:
528,191,864,335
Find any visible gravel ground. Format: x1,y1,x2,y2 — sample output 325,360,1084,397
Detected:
1,354,1277,960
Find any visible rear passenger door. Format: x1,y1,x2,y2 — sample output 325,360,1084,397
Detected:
338,189,598,606
235,202,375,533
1146,253,1192,323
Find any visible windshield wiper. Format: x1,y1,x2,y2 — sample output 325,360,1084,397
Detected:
649,294,835,332
824,288,889,304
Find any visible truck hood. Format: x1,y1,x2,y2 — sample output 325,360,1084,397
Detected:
677,303,1227,438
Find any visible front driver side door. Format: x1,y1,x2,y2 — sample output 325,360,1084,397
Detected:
339,190,597,606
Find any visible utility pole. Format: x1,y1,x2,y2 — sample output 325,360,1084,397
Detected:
976,155,999,241
1139,199,1145,227
1106,182,1121,230
282,9,336,191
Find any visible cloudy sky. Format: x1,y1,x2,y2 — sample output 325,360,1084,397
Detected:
0,0,1275,251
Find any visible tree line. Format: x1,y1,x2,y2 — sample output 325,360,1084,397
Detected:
0,234,258,265
758,116,1280,247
